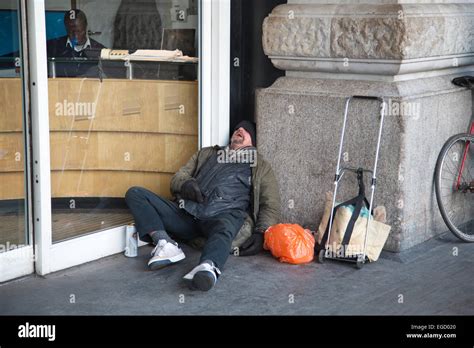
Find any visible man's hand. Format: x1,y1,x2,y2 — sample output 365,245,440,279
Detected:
180,179,204,203
239,231,264,256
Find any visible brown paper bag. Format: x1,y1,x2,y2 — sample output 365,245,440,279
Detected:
317,193,391,262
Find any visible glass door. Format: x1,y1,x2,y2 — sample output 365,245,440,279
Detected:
0,0,34,283
37,0,200,272
47,0,199,242
25,0,230,276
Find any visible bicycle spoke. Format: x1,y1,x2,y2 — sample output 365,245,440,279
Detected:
444,141,474,189
439,179,456,187
464,151,473,181
443,161,459,177
456,140,473,184
439,189,455,195
440,173,457,181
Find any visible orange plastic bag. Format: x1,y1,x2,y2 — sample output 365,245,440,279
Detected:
264,224,315,264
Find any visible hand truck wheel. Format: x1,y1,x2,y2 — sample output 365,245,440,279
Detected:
356,255,365,269
318,249,326,264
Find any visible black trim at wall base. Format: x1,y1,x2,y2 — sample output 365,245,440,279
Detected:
50,197,128,210
0,198,128,212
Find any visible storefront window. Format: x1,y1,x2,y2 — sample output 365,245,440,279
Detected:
0,1,28,251
45,0,199,242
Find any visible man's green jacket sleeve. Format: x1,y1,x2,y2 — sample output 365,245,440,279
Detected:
255,165,281,233
170,150,199,196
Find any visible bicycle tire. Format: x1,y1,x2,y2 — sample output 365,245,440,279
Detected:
435,133,474,242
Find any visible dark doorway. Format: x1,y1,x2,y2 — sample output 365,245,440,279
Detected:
230,0,286,134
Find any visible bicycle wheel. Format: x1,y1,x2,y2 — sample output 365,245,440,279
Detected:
435,133,474,242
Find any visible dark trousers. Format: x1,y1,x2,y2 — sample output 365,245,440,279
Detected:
125,186,246,270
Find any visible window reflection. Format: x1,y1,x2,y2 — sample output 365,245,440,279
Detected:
46,1,198,80
46,0,199,242
0,2,27,250
46,9,105,77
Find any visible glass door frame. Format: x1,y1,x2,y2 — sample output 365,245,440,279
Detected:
0,0,35,283
27,0,231,276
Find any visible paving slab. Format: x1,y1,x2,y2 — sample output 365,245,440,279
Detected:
0,232,473,315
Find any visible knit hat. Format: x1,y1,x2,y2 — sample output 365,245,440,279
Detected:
233,120,256,146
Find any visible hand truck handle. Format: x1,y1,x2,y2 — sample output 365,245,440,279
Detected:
352,95,384,102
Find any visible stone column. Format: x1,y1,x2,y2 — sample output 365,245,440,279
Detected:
256,0,474,252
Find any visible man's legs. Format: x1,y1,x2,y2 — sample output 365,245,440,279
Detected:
125,186,202,269
183,210,246,291
198,210,247,270
126,187,247,289
125,186,199,243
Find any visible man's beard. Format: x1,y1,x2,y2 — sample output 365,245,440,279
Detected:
231,137,244,146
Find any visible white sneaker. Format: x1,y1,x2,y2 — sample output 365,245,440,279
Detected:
183,261,221,291
148,240,185,270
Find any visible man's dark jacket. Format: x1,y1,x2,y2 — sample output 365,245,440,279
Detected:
47,35,105,58
47,36,105,77
171,146,281,248
181,147,252,220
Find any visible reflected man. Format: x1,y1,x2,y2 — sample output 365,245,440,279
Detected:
47,9,105,77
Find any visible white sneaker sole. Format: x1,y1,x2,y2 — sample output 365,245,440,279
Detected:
191,271,216,291
183,263,219,291
148,252,186,271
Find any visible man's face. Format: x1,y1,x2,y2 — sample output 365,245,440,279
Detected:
230,127,253,149
65,19,87,45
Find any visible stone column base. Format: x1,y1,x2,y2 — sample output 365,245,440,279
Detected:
256,73,472,252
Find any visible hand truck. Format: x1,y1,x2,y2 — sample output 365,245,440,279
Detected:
316,96,387,269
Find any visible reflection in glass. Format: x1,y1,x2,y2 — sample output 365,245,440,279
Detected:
45,0,199,242
0,3,27,251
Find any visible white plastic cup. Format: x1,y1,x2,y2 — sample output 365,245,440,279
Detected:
124,224,138,258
